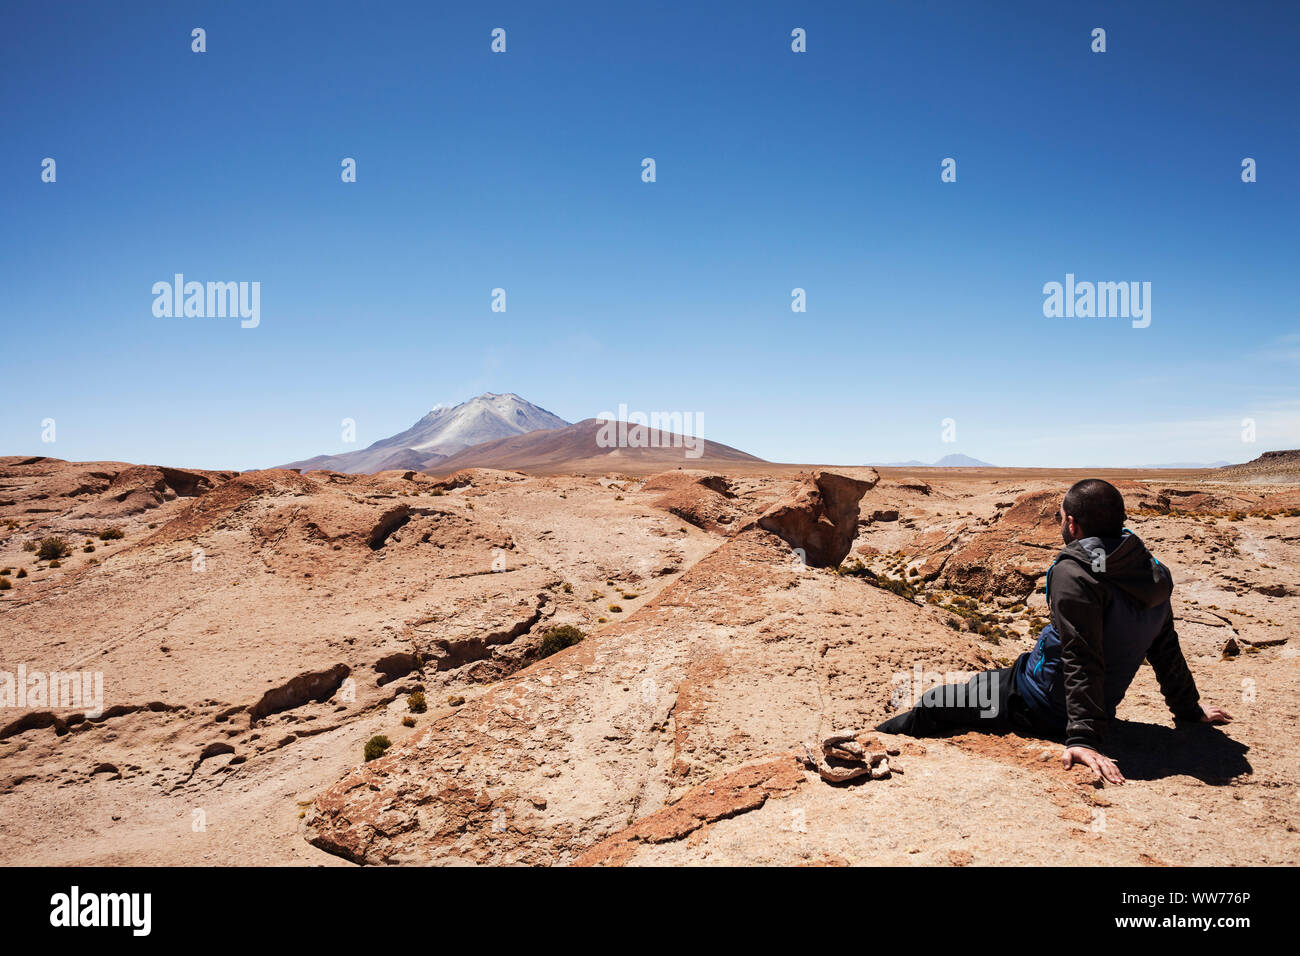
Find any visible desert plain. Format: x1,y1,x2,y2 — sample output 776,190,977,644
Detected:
0,454,1297,866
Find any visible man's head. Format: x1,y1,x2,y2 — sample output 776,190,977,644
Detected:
1057,479,1126,544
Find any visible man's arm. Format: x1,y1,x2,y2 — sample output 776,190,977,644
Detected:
1051,563,1110,751
1146,606,1205,722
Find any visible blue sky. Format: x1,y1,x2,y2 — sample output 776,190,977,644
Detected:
2,0,1297,469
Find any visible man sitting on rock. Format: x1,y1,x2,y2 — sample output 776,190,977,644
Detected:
875,478,1232,784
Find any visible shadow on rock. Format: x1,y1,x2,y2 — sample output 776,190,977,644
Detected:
1106,720,1251,785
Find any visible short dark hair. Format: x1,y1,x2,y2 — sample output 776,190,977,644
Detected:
1063,479,1126,538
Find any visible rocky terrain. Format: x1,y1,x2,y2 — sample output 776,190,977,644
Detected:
1,454,1297,866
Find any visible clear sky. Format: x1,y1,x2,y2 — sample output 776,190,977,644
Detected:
3,0,1297,469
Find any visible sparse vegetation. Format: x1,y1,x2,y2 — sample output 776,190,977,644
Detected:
98,527,124,541
873,576,917,600
48,559,62,568
37,537,70,561
21,541,36,553
407,690,427,714
608,604,622,613
835,558,876,579
16,568,27,579
447,695,465,707
0,578,11,590
363,735,392,762
401,716,416,728
538,623,585,659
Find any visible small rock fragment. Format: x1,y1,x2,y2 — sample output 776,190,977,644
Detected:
824,740,866,762
818,761,871,784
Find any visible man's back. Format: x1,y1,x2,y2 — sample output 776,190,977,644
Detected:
1015,530,1201,750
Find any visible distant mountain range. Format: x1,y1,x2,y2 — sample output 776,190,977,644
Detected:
281,397,1256,476
282,394,764,475
281,393,570,474
1137,461,1234,469
872,454,996,468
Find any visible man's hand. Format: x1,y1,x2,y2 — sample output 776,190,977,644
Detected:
1062,746,1125,784
1200,705,1233,724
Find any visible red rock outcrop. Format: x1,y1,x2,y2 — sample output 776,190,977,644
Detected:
755,469,878,567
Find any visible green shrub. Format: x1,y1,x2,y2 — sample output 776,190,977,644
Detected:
537,624,585,659
868,574,917,601
37,537,70,561
407,690,427,714
363,735,392,762
98,527,125,541
836,558,876,579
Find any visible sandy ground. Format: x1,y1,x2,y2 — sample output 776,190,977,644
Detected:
0,457,1296,865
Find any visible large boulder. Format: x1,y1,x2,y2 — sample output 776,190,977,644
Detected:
755,469,877,567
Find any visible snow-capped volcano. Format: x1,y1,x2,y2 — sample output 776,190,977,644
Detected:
281,393,570,474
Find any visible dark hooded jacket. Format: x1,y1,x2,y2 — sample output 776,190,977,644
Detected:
1014,530,1203,751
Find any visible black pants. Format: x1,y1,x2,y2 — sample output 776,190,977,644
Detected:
876,657,1061,739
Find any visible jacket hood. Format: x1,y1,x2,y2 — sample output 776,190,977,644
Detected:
1054,530,1172,609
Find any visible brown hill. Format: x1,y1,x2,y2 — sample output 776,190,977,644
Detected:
427,418,764,475
1217,449,1300,483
